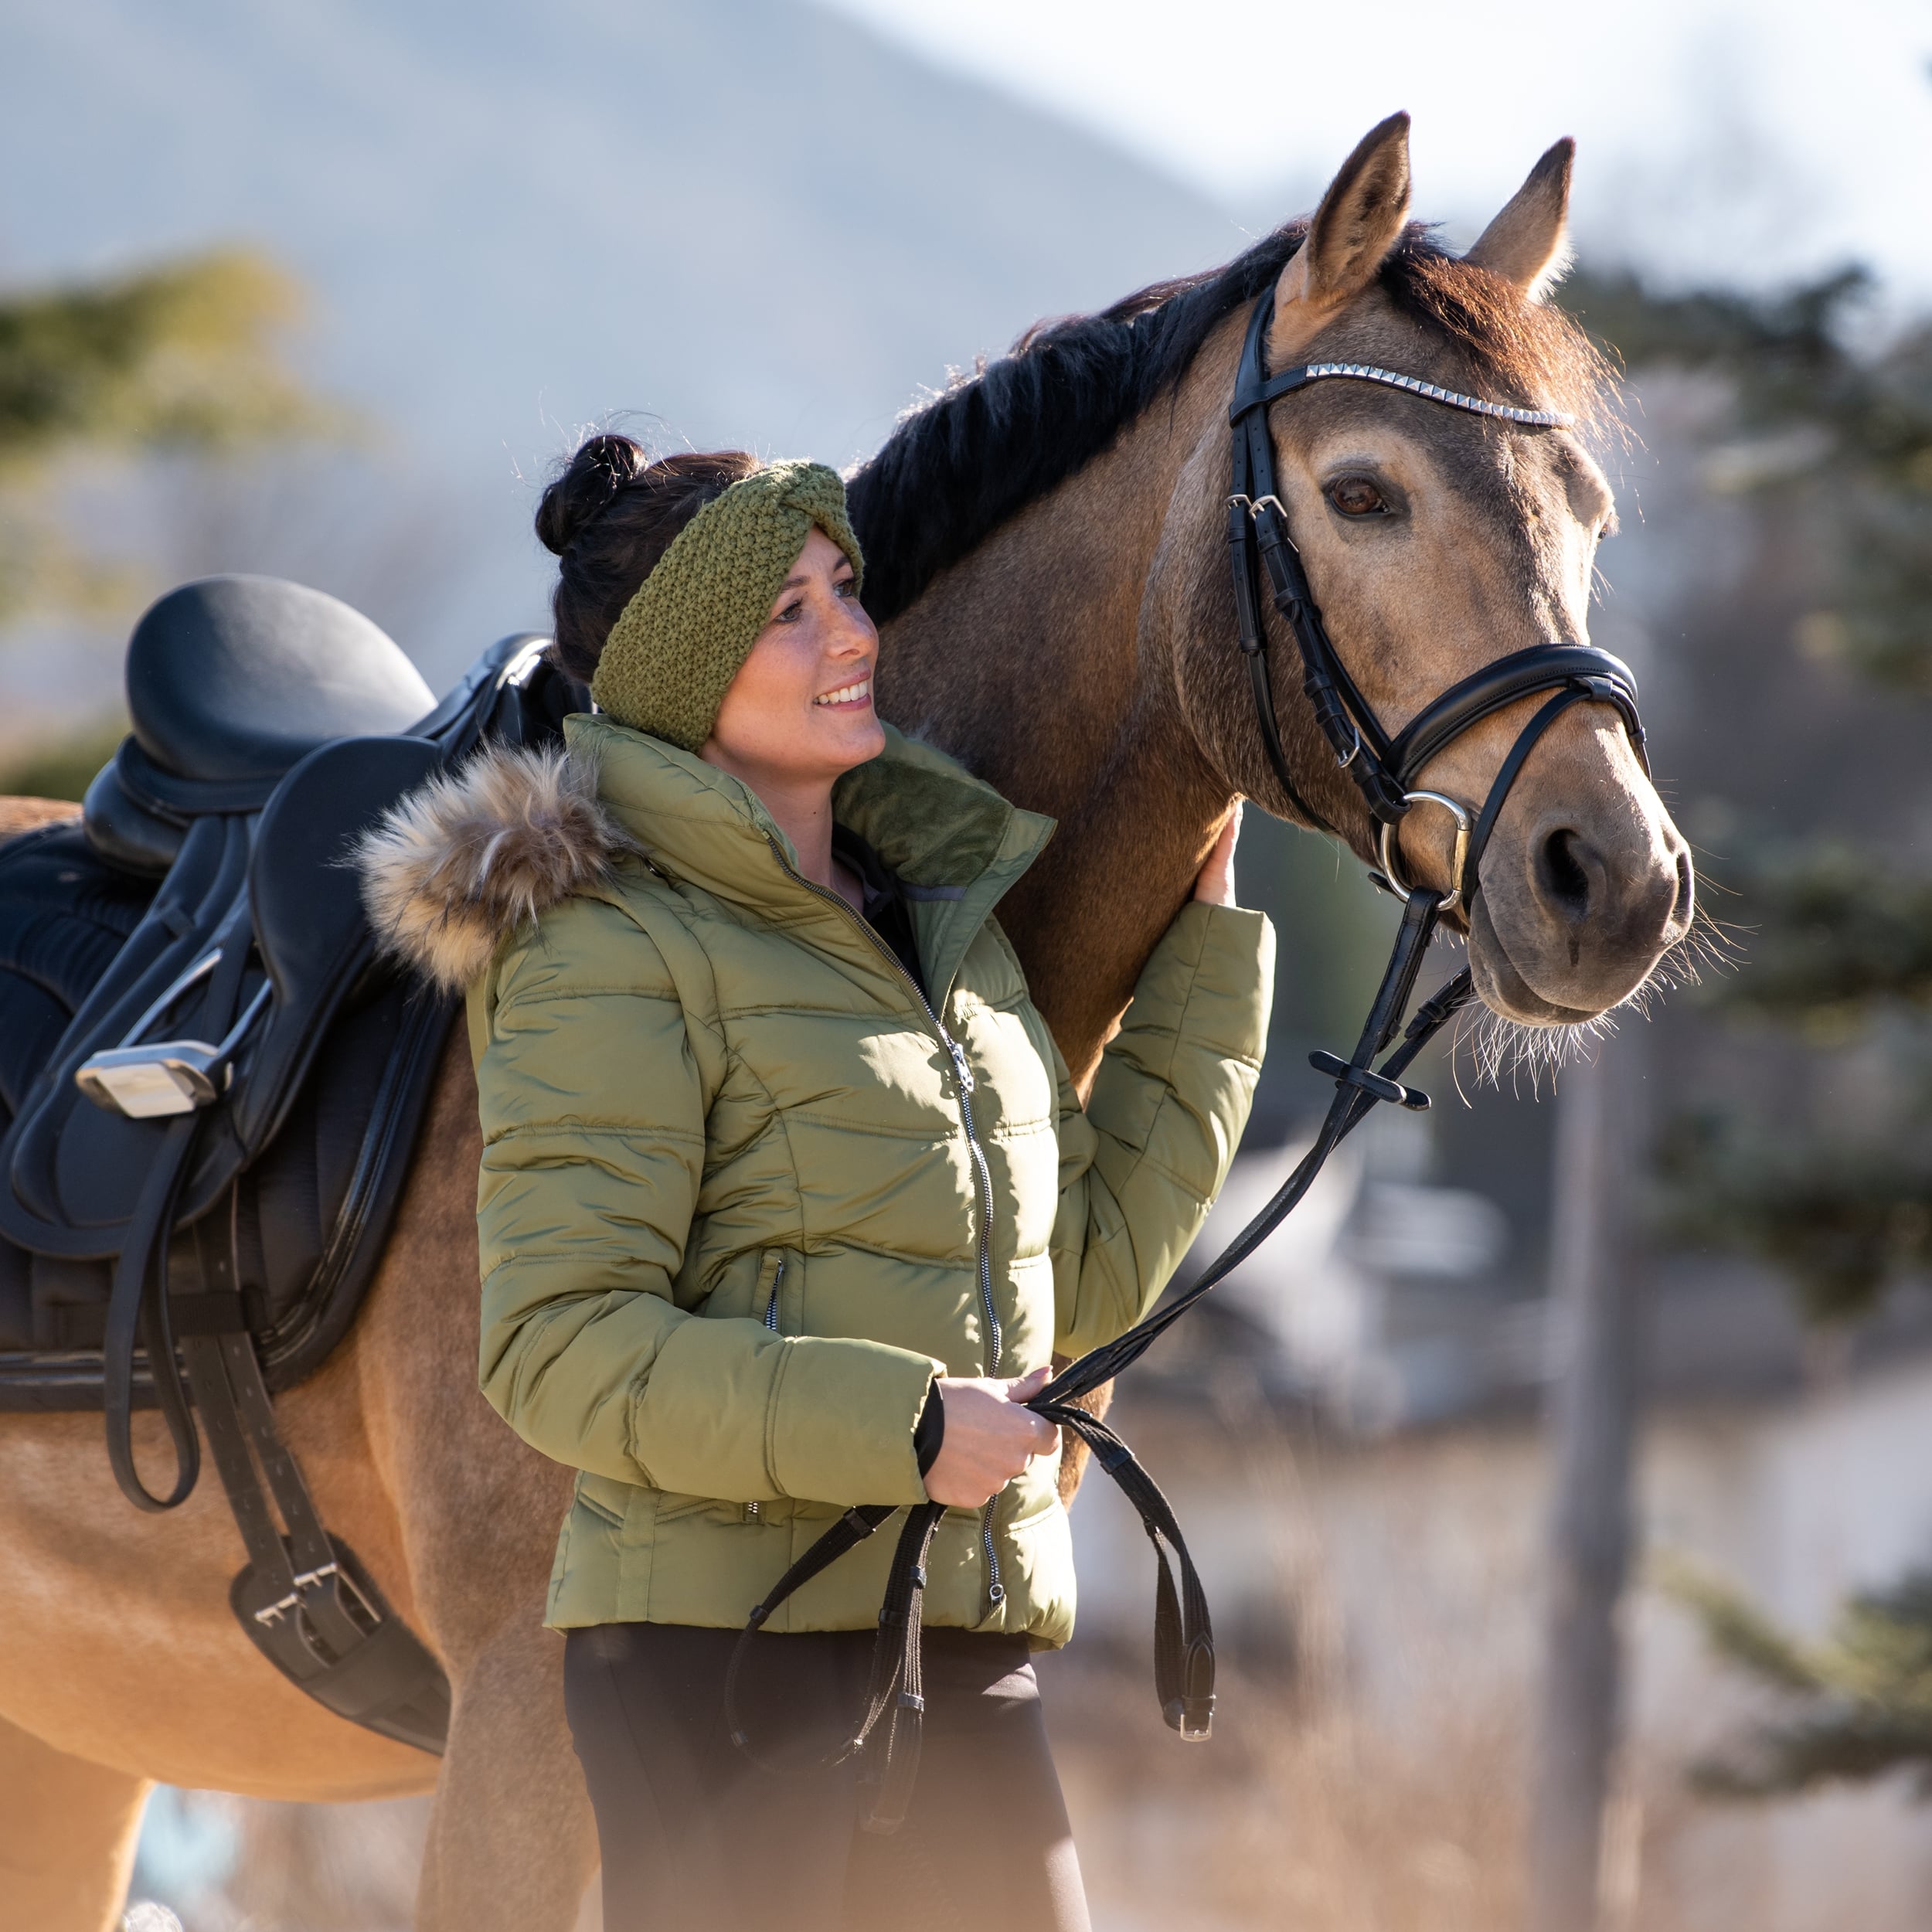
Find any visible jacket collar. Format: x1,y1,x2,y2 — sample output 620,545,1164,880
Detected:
564,713,1054,1005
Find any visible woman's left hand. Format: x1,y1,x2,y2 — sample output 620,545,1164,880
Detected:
1192,802,1242,907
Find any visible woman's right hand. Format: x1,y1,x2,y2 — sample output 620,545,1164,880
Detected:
923,1365,1060,1509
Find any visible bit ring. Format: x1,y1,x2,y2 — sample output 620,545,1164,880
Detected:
1377,791,1472,915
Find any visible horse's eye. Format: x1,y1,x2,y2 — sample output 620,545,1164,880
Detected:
1327,474,1389,519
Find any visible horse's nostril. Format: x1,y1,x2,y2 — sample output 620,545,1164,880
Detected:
1536,827,1594,924
1672,848,1695,930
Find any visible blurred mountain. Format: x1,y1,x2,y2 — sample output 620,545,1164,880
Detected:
0,0,1240,685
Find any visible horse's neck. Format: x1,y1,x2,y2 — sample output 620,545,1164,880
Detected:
878,401,1231,1084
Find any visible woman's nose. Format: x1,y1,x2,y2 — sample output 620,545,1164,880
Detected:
831,602,875,653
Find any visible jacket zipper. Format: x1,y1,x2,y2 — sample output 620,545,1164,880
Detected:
747,1257,787,1522
767,838,1008,1610
947,1041,1007,1609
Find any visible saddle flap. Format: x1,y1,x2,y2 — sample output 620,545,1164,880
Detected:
230,735,444,1152
250,736,442,1010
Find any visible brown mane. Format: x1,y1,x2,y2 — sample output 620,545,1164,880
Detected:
848,220,1614,627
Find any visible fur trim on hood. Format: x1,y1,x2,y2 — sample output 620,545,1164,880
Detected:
355,741,636,992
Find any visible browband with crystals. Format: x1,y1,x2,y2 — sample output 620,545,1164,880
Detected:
1230,359,1574,429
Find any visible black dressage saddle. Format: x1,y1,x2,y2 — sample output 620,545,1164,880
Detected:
0,576,583,1756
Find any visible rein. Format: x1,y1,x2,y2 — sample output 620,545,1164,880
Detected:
728,287,1651,1832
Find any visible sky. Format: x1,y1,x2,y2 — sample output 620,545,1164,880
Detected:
815,0,1932,303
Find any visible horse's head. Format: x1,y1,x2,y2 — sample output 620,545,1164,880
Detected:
1161,114,1692,1028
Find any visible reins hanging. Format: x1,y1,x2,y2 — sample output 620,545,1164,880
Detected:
730,285,1652,1832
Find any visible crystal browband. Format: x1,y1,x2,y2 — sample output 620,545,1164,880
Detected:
1233,359,1575,430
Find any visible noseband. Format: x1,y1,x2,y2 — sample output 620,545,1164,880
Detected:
728,287,1656,1832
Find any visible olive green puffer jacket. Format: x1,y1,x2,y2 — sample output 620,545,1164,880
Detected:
365,713,1272,1644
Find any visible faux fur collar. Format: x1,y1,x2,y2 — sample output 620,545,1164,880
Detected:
355,741,635,993
355,719,1055,997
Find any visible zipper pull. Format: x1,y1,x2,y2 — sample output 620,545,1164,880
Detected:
941,1033,975,1094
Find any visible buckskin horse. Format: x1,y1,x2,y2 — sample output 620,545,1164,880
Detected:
0,116,1691,1930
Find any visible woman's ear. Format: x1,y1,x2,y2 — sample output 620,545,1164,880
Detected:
1270,111,1412,363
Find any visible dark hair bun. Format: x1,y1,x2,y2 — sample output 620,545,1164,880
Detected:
538,440,763,685
535,433,649,557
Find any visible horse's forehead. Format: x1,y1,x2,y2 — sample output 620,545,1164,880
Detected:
1270,300,1606,519
1308,287,1470,383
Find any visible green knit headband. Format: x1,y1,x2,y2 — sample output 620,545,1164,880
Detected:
589,458,865,752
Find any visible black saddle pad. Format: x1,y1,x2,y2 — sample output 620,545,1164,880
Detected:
0,817,453,1403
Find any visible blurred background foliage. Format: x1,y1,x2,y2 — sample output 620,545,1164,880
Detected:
1660,1555,1932,1801
0,247,335,682
1555,257,1932,1808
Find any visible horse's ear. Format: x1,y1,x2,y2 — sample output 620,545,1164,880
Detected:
1467,138,1576,302
1271,112,1412,343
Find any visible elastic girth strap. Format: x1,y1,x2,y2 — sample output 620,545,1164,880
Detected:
182,1325,451,1754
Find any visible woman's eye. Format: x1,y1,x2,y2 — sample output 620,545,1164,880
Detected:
835,576,857,599
775,599,804,624
1326,474,1389,518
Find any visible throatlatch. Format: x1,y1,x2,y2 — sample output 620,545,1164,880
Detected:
730,286,1651,1830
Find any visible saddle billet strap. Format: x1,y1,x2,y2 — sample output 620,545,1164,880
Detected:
100,891,260,1513
180,1325,451,1755
101,1114,200,1511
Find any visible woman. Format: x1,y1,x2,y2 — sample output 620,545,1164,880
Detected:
362,437,1274,1930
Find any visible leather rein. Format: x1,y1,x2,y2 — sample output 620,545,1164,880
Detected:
728,287,1653,1832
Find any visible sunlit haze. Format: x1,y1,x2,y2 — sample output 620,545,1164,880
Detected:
814,0,1932,300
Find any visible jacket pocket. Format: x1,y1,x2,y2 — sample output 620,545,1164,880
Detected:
753,1247,788,1336
743,1248,791,1524
573,1470,632,1528
655,1491,732,1526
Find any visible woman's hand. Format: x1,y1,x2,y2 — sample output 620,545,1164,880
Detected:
1193,802,1242,907
924,1365,1060,1509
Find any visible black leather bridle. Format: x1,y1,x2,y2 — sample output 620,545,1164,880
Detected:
728,287,1656,1832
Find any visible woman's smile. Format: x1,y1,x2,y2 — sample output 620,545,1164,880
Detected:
812,674,873,710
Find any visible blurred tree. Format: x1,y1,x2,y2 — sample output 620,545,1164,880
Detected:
1565,266,1932,694
0,247,336,621
0,718,129,806
1566,253,1932,1811
1562,261,1932,1321
1659,1556,1932,1799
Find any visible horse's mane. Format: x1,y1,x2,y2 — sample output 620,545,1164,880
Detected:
849,219,1614,626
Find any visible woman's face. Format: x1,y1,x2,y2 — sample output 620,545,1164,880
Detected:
701,527,886,789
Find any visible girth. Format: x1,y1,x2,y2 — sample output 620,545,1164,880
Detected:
730,287,1655,1832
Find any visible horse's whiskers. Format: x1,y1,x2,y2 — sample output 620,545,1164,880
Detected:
1458,1005,1612,1097
1447,901,1730,1099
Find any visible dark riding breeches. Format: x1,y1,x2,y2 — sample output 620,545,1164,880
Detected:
563,1621,1090,1932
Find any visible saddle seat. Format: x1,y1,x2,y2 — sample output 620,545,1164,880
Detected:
84,577,438,872
130,575,437,787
